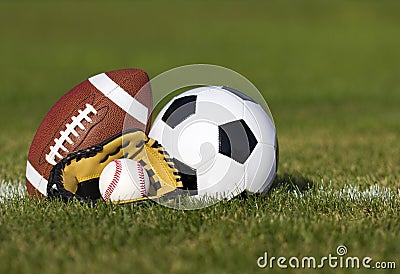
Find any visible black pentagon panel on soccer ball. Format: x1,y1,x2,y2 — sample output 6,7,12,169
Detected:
173,158,198,195
162,95,197,129
218,119,258,164
221,86,256,103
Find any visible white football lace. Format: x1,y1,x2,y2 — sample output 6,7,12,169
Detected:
45,104,98,165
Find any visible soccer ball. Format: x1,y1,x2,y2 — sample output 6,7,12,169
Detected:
149,86,278,201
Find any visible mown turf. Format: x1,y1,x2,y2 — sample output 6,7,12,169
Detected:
0,1,399,273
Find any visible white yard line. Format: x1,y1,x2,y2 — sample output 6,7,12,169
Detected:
338,184,398,201
292,182,400,201
0,179,398,204
0,180,26,203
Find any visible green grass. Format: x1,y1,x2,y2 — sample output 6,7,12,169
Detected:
0,1,399,273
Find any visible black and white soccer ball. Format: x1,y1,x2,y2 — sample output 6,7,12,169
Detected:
149,86,278,201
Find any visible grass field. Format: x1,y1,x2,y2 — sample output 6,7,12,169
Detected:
0,1,399,273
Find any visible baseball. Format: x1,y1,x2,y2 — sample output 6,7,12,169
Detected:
99,158,150,203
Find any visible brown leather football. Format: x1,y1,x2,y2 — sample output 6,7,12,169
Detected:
26,68,152,197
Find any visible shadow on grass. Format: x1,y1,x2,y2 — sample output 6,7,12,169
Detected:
270,173,314,193
238,173,314,200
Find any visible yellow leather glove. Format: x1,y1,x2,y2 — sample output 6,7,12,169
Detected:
47,129,182,203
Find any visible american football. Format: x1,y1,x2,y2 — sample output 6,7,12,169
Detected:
26,68,152,197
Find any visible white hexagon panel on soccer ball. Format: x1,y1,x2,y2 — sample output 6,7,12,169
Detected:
243,101,276,145
193,87,245,125
258,157,277,194
176,120,219,169
195,152,245,199
148,118,176,153
173,86,211,97
244,143,277,193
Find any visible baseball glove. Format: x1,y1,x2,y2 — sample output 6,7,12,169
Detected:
47,129,182,203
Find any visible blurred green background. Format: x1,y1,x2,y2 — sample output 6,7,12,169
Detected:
1,0,399,182
0,1,399,273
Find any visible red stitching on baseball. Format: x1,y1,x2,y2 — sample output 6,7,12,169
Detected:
137,162,146,197
103,160,122,201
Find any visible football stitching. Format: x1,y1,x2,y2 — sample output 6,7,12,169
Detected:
103,160,122,201
71,105,109,151
45,104,98,165
38,94,96,166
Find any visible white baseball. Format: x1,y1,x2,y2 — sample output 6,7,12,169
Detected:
99,158,150,202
